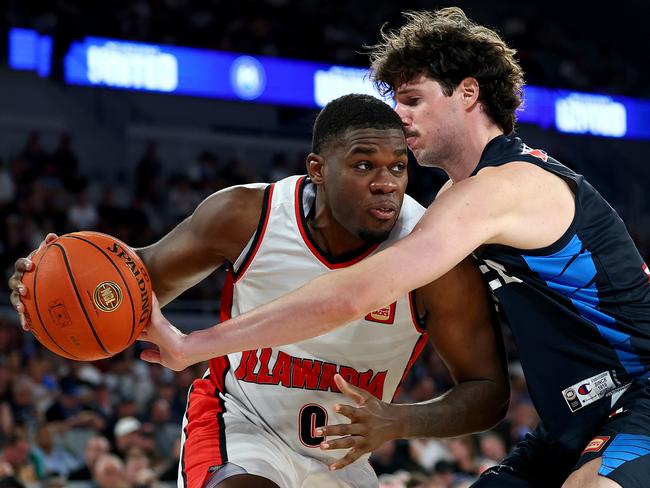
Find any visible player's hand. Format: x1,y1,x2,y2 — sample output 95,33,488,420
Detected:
318,374,402,471
8,233,58,331
138,294,190,371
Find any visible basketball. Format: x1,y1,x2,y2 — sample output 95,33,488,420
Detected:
21,231,153,361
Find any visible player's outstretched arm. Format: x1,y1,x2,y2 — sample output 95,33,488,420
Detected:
314,258,509,470
8,185,265,333
141,173,516,370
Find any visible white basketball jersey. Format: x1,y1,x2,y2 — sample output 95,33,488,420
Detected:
210,175,427,466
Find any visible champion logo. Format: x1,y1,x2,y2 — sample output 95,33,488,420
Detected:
578,383,592,395
365,303,396,325
643,263,650,284
582,436,610,454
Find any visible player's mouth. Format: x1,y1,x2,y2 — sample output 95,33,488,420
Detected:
368,206,397,221
405,131,419,149
406,136,417,148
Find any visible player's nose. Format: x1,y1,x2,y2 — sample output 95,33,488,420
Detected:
394,103,411,126
369,169,398,194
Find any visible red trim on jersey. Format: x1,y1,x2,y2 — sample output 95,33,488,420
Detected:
391,333,428,403
180,372,229,488
408,291,427,334
293,177,379,269
233,183,275,283
220,269,235,323
179,269,234,486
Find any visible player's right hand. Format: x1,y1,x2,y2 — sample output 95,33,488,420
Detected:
8,233,58,331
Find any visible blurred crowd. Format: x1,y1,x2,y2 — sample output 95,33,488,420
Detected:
2,0,648,97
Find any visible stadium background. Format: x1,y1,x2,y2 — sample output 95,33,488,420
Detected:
0,1,649,487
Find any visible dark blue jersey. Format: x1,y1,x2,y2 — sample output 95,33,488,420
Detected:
472,135,650,450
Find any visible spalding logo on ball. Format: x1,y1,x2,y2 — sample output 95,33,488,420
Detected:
21,231,153,361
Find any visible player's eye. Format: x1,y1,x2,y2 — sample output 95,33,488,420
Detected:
391,162,407,173
355,161,371,170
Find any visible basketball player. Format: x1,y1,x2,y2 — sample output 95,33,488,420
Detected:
10,94,509,487
133,9,650,488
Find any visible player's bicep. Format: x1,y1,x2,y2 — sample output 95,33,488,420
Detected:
138,186,265,304
379,174,517,296
421,258,505,385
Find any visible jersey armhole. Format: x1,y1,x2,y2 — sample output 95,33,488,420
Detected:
231,184,275,282
408,290,428,334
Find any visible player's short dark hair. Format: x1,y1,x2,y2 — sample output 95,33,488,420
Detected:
369,7,524,134
312,94,404,154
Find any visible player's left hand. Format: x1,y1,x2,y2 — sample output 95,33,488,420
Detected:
138,293,191,371
317,373,402,471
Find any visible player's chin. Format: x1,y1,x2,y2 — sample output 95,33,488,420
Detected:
357,224,393,244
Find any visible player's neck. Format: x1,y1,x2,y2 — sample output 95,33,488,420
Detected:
444,122,504,183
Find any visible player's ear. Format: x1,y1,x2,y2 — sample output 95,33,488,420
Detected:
458,77,480,109
306,153,326,184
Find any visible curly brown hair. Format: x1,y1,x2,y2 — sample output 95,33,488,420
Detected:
370,7,524,134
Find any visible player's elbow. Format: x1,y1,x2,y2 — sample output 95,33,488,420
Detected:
336,291,367,323
483,381,510,429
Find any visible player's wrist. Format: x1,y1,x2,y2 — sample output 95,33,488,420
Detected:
386,404,411,439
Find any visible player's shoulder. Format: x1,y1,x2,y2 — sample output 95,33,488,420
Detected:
191,183,269,243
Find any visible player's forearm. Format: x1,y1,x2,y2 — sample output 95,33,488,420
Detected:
182,270,367,362
392,380,509,439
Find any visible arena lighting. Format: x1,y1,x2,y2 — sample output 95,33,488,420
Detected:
8,28,52,77
8,29,650,140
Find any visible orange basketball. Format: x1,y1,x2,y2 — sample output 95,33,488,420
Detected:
21,231,153,361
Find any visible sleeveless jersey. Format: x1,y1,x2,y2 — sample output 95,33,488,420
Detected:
209,175,427,465
472,135,650,450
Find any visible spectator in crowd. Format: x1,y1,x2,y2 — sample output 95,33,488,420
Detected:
31,423,81,478
92,453,130,488
68,435,111,481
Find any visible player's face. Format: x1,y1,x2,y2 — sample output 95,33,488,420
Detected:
321,128,408,242
394,75,464,168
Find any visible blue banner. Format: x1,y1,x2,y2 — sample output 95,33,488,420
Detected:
8,29,650,141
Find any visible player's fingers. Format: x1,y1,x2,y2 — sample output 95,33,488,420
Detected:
140,348,161,364
7,278,27,297
320,435,362,451
11,257,32,277
9,291,23,310
19,313,28,331
44,233,58,245
334,374,369,405
330,448,364,471
317,423,367,438
333,404,364,421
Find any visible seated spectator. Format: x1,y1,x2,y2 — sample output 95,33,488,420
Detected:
66,187,98,231
113,416,142,456
67,435,110,481
92,453,130,488
31,423,81,478
0,431,37,486
0,460,23,488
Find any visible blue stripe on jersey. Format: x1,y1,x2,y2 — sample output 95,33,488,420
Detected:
523,234,645,377
598,434,650,476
